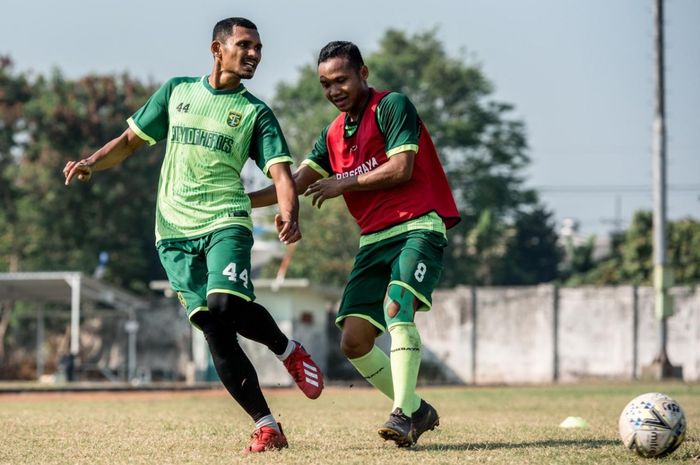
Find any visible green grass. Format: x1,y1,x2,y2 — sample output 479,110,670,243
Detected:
0,383,698,464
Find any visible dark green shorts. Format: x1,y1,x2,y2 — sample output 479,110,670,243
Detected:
336,229,447,333
157,226,255,321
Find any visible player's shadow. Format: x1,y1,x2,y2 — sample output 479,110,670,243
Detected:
416,438,619,452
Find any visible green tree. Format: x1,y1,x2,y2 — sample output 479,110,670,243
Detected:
273,65,336,163
0,57,32,272
619,211,654,284
565,211,700,285
269,30,557,286
0,60,165,292
668,218,700,284
497,207,563,285
261,198,359,287
366,30,541,286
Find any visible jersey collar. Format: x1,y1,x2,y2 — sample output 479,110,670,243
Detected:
201,75,247,95
343,88,373,138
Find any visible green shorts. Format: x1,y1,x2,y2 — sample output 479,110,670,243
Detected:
157,226,255,321
336,229,447,333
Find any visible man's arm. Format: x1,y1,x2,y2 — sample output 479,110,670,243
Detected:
249,164,323,208
63,127,146,185
267,162,305,244
305,150,415,208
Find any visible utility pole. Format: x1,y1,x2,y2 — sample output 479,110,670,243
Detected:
643,0,682,380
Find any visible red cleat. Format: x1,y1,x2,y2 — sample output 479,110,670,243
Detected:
243,423,288,453
282,341,324,399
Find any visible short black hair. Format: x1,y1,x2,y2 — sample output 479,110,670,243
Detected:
318,41,364,70
212,17,257,42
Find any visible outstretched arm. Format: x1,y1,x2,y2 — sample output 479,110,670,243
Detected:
249,164,323,208
63,127,146,185
305,150,415,208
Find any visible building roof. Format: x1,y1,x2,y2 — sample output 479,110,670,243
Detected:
0,271,147,310
149,278,341,300
0,271,148,358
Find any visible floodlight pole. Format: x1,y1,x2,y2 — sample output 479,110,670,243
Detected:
648,0,681,379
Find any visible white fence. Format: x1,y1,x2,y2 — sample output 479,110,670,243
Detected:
419,285,699,384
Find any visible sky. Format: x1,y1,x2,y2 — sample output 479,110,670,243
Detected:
1,0,698,237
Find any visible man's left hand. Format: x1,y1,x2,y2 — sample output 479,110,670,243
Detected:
304,178,345,208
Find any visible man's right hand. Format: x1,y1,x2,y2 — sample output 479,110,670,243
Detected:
275,214,302,245
63,159,93,186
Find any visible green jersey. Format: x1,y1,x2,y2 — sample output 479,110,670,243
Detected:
303,91,420,177
128,75,293,242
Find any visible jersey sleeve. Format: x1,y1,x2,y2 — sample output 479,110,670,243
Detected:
301,126,332,178
249,105,293,177
127,78,178,145
376,92,420,157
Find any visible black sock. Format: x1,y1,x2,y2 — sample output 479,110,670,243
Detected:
191,311,270,422
207,293,289,356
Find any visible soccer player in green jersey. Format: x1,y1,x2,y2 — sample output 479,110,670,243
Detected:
62,17,324,454
249,41,461,447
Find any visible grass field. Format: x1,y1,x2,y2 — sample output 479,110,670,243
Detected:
0,382,698,465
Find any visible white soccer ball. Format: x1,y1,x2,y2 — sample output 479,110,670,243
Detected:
618,392,687,458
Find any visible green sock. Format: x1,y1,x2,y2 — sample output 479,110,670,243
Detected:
389,323,422,415
348,345,394,400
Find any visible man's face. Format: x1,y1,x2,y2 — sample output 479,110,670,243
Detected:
318,57,368,113
216,26,262,79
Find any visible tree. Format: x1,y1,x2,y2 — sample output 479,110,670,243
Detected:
619,211,654,284
266,61,359,287
269,30,558,286
365,30,544,286
668,218,700,284
0,59,165,292
497,207,563,285
272,65,337,164
0,57,32,272
565,211,700,285
261,198,359,287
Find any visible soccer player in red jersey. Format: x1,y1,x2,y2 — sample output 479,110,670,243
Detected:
250,41,460,447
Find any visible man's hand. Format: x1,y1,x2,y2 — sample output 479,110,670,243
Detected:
275,214,302,244
63,159,93,185
62,128,146,186
304,178,347,208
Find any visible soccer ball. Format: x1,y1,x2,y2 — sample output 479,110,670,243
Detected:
618,392,687,457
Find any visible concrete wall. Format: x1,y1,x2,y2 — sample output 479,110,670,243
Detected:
187,279,336,387
136,299,192,381
422,285,700,384
238,282,333,387
558,286,636,381
134,284,698,386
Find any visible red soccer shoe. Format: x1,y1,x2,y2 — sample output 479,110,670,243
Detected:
243,423,288,453
282,341,324,399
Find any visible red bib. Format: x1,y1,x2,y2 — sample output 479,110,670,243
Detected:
325,89,460,234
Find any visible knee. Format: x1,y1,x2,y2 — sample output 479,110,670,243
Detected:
191,311,218,336
340,331,374,359
206,293,247,323
386,300,400,318
384,285,418,326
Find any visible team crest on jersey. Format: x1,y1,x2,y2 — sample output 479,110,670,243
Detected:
226,111,242,127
